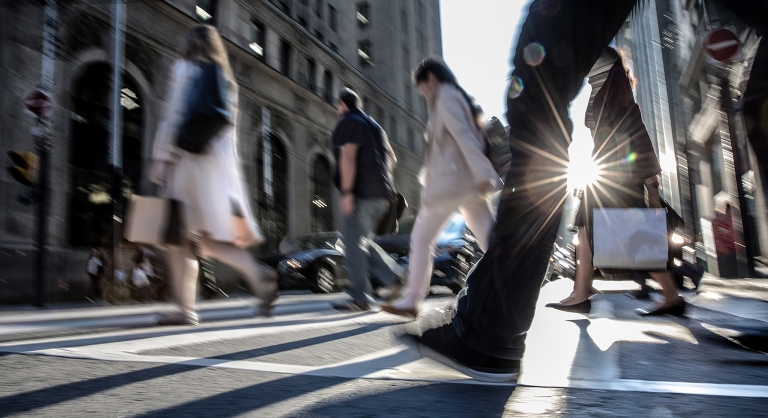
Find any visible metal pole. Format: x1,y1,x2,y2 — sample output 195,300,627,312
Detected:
109,0,127,281
261,107,274,251
33,0,57,307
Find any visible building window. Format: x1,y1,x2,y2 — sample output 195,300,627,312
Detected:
358,39,373,67
196,0,216,24
298,16,308,29
402,44,410,72
389,116,397,143
314,0,324,18
250,21,265,60
400,8,408,33
311,155,334,232
299,0,308,7
357,2,370,28
329,42,338,53
404,83,412,109
279,39,292,76
417,1,426,22
256,135,288,250
305,57,317,92
328,5,337,31
418,30,427,54
323,70,333,103
407,128,415,152
280,1,291,16
314,30,325,43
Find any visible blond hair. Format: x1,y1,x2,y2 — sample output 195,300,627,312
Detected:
181,25,237,93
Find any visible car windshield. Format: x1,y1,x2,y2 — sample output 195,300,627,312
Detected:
437,213,466,244
279,234,340,255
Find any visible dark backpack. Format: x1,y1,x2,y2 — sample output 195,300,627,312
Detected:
176,61,233,153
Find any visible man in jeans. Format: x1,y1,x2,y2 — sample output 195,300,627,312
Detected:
401,0,768,383
332,87,405,311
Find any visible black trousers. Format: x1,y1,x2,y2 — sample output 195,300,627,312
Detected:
452,0,768,360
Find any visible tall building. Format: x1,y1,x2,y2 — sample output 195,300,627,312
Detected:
0,0,442,303
620,0,766,277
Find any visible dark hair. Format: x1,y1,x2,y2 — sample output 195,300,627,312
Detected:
412,57,480,120
338,87,362,110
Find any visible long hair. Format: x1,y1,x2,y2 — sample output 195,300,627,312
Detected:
181,25,237,93
412,57,481,121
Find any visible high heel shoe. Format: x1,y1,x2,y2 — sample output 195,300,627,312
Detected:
380,303,418,319
545,299,592,314
255,263,279,317
635,299,686,317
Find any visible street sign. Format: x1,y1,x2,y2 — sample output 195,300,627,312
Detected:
23,89,53,117
703,28,741,63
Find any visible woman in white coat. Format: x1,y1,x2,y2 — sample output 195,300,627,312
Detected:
381,58,499,318
149,25,276,325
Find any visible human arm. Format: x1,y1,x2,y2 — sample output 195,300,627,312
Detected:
339,143,359,216
150,61,194,185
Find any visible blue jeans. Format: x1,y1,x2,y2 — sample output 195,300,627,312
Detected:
341,197,405,307
452,0,768,361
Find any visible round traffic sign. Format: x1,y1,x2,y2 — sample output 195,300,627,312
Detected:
704,29,740,63
23,89,53,117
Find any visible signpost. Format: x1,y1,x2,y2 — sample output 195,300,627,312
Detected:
703,28,741,63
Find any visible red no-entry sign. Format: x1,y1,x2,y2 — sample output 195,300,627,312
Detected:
23,89,53,117
704,28,741,63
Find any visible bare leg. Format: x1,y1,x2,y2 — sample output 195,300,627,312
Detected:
199,237,278,313
166,244,199,315
648,271,683,308
560,228,593,304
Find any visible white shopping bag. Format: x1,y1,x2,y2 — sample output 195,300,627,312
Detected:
592,208,668,270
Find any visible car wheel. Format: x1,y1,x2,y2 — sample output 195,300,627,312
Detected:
312,264,335,293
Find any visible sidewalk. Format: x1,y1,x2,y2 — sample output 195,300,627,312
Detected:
690,274,768,324
0,292,348,336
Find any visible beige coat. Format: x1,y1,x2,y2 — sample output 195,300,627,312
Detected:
152,59,262,247
421,83,499,206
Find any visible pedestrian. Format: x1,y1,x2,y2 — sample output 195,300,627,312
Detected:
330,87,407,311
381,58,499,318
85,247,104,302
545,47,685,316
149,24,277,325
399,0,768,384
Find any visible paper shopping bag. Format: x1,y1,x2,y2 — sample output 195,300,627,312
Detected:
124,195,177,245
592,208,668,270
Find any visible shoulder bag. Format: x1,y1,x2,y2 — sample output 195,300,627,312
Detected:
176,61,233,154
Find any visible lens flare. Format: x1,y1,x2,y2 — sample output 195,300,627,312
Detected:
523,43,546,66
508,76,524,99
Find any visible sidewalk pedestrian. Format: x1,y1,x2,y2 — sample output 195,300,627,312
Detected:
545,47,684,316
86,248,105,302
381,58,498,319
330,87,406,311
149,25,277,325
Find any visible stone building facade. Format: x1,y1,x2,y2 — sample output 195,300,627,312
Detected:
0,0,441,303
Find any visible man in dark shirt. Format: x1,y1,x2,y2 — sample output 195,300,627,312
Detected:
331,87,404,311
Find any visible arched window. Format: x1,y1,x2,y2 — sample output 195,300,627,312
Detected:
256,134,288,250
311,155,334,232
67,63,143,247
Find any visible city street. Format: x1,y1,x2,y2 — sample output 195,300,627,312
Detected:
2,280,767,417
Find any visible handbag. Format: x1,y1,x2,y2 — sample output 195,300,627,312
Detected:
124,195,183,246
376,192,408,236
592,207,669,270
483,116,512,180
176,61,233,154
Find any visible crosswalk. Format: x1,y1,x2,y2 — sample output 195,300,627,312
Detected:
1,281,767,399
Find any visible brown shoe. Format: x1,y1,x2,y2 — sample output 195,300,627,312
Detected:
380,303,418,319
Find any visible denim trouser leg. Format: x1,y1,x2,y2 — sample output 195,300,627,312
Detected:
341,197,389,307
452,0,638,360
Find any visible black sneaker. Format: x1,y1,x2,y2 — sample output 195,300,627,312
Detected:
331,300,372,312
398,322,520,383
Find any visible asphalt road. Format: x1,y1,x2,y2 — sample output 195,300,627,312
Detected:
1,280,767,417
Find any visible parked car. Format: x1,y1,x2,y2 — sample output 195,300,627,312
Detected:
375,213,482,294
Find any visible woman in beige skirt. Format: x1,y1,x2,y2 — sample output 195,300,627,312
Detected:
149,25,276,325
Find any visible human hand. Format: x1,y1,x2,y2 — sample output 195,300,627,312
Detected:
149,160,170,185
341,194,355,217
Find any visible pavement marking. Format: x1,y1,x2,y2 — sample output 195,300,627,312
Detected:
3,289,767,399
